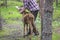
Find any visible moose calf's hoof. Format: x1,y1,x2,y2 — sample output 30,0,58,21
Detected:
23,34,29,38
34,32,39,36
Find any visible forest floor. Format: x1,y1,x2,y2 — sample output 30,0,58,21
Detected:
0,19,41,40
0,19,60,40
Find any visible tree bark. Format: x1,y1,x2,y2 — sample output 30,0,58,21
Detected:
5,0,7,8
3,0,7,8
39,0,53,40
56,0,58,6
0,7,2,30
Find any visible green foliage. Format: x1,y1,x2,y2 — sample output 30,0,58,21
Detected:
53,7,60,19
1,6,22,20
0,26,17,37
52,21,60,29
7,1,23,6
52,32,60,40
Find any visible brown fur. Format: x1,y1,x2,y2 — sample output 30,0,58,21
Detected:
21,11,35,37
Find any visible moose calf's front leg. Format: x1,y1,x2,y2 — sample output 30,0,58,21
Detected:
24,23,25,37
25,24,28,36
24,23,28,38
29,22,33,35
28,22,33,40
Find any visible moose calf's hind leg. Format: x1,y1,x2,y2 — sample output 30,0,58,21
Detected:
32,23,39,35
29,22,33,35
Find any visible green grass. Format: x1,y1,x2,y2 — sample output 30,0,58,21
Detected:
52,21,60,29
0,1,23,6
0,30,8,37
52,32,60,40
53,8,60,19
7,1,23,6
0,27,17,37
1,6,22,20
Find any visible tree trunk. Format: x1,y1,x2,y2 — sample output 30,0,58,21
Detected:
3,0,7,8
0,7,2,30
39,0,53,40
56,0,58,6
5,0,7,8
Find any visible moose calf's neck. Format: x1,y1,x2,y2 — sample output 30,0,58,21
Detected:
22,11,28,16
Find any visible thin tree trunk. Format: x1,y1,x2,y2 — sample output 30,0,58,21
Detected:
3,0,7,8
5,0,7,8
39,0,53,40
56,0,58,6
0,7,2,30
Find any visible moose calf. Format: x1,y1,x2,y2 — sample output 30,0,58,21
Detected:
16,6,38,38
22,11,35,37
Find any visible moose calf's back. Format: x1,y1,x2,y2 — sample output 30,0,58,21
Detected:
23,13,34,24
